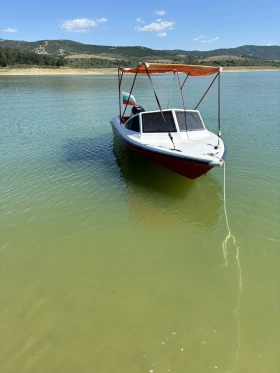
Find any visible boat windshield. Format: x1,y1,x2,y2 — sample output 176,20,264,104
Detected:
142,111,176,133
175,111,205,132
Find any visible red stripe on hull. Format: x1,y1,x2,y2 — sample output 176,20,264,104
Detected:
112,127,213,179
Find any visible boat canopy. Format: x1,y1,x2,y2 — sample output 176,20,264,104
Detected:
120,62,222,76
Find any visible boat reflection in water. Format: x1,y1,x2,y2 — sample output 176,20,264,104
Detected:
63,132,223,230
112,134,223,230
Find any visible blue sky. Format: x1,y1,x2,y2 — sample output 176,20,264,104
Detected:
1,0,279,50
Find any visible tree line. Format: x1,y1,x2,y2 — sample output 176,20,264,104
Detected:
0,47,68,67
1,46,279,69
66,57,135,68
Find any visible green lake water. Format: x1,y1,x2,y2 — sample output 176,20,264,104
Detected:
0,72,279,373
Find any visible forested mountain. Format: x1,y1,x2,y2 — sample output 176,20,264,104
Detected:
1,39,279,60
0,39,168,59
0,39,279,68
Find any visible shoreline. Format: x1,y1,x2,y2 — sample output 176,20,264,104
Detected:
0,66,279,76
0,67,117,75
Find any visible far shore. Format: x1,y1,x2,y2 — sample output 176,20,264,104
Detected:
0,66,279,76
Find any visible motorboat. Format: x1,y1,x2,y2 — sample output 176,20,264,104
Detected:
110,62,226,180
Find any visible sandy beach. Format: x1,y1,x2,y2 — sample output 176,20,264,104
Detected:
0,67,117,75
0,66,279,75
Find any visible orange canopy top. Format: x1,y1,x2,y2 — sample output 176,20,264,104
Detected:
120,62,222,76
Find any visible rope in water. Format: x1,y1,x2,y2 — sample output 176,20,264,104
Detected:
222,161,239,271
223,161,242,290
222,161,243,372
222,161,230,266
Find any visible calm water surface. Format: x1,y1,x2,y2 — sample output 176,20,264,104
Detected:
0,72,279,373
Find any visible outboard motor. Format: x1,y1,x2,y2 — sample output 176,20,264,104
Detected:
131,105,145,116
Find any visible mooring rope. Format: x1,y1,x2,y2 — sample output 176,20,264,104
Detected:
222,161,243,372
222,162,241,278
222,161,231,266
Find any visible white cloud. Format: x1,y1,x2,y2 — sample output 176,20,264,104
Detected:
194,35,220,43
156,18,162,22
136,20,175,32
4,28,18,33
95,17,107,23
194,35,206,41
157,32,167,37
60,18,107,33
155,10,166,15
136,18,145,23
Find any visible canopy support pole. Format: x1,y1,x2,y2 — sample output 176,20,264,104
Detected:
118,68,124,122
166,72,176,109
176,72,188,111
144,63,177,150
181,73,189,90
176,72,190,138
194,71,220,110
215,71,221,149
121,65,139,120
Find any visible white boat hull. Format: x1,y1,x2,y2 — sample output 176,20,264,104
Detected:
111,113,226,179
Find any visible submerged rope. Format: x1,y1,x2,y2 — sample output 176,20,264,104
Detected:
222,161,242,295
222,161,243,372
222,161,231,266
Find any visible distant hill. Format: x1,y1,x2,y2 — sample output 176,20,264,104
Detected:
166,45,280,60
0,39,169,59
0,39,279,60
1,39,280,69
